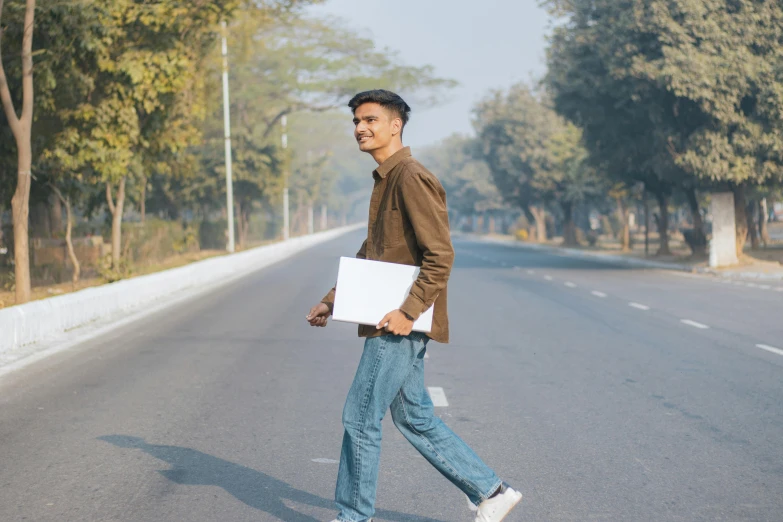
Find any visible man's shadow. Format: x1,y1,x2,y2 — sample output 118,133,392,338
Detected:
99,435,446,522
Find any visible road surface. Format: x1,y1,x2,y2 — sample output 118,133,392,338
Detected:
1,230,781,521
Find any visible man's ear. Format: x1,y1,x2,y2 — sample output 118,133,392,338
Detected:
391,117,403,137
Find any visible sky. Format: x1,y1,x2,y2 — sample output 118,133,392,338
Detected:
309,0,553,149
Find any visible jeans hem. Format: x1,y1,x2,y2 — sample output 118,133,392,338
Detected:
478,479,504,504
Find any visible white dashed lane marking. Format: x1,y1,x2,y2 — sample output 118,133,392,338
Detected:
591,291,607,298
564,282,577,288
428,387,449,407
681,319,709,329
628,303,650,311
757,344,783,357
544,275,553,281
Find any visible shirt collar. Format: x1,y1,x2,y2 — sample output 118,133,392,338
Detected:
373,147,412,180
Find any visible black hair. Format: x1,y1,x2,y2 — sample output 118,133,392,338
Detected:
348,89,411,132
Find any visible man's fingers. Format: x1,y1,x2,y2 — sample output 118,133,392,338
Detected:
377,313,392,329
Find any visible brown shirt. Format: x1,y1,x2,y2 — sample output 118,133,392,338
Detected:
321,147,454,343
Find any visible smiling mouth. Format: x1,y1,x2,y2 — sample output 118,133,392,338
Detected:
357,135,372,143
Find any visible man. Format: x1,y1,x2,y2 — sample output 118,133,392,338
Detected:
306,90,522,522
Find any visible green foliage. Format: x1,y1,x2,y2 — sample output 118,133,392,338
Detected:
419,134,502,216
1,0,455,283
472,83,600,214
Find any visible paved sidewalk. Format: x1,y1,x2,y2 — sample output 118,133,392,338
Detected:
460,233,783,282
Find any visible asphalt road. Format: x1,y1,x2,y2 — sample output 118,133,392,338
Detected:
1,230,782,522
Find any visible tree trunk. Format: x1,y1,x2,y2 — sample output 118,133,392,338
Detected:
528,206,547,243
11,160,31,303
732,184,748,258
616,197,630,252
561,201,579,247
759,198,770,247
50,185,80,288
654,190,672,256
106,177,126,270
64,197,79,287
140,175,147,224
1,0,36,304
685,187,707,256
746,199,759,249
644,192,650,257
49,192,63,237
234,201,244,249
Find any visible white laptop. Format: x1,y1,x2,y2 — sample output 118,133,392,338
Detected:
332,257,434,332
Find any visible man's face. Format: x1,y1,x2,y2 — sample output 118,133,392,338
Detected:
352,103,401,153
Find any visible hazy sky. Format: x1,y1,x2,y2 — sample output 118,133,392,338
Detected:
309,0,552,149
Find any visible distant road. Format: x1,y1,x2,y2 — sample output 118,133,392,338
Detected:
1,230,781,521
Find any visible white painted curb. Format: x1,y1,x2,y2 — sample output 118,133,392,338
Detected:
0,224,363,358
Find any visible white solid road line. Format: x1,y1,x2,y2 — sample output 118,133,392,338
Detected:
565,282,577,288
312,458,339,464
628,302,650,311
428,387,449,407
757,344,783,357
591,291,607,297
681,319,709,329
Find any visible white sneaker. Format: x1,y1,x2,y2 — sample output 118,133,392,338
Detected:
473,485,523,522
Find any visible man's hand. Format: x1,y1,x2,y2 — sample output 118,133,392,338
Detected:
306,302,331,327
377,309,414,336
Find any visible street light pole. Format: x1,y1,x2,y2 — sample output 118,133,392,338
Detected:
221,20,235,253
281,116,289,240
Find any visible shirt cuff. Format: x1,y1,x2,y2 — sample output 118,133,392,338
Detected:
400,294,426,321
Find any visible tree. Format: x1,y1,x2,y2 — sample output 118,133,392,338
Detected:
0,0,35,303
473,83,597,245
544,0,689,255
419,134,502,224
186,10,456,243
473,85,548,241
629,0,783,257
545,0,783,258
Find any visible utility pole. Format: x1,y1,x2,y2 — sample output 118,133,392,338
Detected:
281,116,290,240
221,20,235,253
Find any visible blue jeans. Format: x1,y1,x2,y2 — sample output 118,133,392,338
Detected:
335,333,501,521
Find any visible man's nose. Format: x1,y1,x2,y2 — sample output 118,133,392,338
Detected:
356,121,367,133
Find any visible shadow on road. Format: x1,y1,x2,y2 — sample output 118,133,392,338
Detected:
99,435,446,522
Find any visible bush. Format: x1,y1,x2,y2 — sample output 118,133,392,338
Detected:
199,220,227,250
122,219,201,267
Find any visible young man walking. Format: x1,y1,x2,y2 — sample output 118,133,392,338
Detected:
306,90,522,522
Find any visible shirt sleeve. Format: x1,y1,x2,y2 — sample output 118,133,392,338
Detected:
398,171,455,320
320,239,368,313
